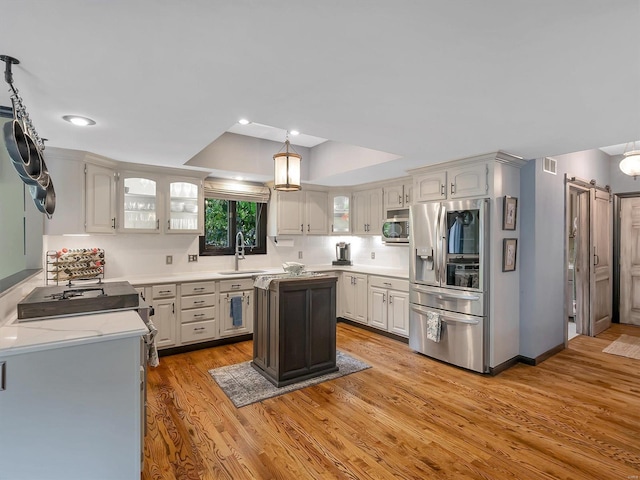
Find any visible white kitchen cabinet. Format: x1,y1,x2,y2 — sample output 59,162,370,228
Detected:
0,335,143,479
413,163,488,202
219,278,254,337
414,171,447,202
384,181,412,212
85,162,118,233
342,272,367,324
167,178,202,234
180,281,217,344
273,189,328,235
120,172,160,232
368,276,410,337
352,188,383,235
448,163,488,199
149,284,177,348
329,192,351,234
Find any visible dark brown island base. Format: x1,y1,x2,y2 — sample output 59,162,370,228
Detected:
252,273,338,387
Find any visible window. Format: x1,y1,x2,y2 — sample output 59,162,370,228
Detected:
199,198,267,256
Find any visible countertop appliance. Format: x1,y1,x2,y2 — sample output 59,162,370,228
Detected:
409,199,488,373
332,242,351,266
382,217,409,243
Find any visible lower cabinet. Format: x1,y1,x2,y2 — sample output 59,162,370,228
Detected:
181,281,217,344
367,276,410,337
219,278,254,338
342,272,367,324
149,284,177,348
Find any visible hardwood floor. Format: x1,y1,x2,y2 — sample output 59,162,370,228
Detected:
143,323,640,480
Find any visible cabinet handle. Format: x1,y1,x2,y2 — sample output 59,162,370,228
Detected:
112,217,116,229
441,185,445,196
156,219,160,230
159,289,172,294
194,327,205,332
167,220,171,230
383,282,392,287
450,183,455,194
307,224,310,232
398,194,402,204
193,313,205,318
193,287,205,291
383,294,386,303
247,296,250,306
231,284,241,289
405,194,409,204
301,224,304,232
389,297,393,305
193,300,205,304
331,224,334,232
0,361,5,391
172,302,175,314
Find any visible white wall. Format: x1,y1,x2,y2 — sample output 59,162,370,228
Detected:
519,149,610,359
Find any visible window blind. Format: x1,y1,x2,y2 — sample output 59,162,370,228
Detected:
203,179,271,203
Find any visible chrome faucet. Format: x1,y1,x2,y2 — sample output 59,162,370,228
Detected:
235,231,245,271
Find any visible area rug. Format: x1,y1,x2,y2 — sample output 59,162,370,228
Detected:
209,350,371,408
602,334,640,360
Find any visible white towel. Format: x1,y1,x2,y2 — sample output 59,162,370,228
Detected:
145,318,160,367
426,311,442,343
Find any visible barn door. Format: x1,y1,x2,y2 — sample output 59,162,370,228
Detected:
619,196,640,325
589,189,612,336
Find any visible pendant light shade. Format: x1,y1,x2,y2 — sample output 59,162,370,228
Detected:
273,137,301,191
620,142,640,179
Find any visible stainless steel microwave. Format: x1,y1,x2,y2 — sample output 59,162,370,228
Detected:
382,218,409,243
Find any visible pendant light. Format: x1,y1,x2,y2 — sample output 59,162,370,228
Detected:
273,132,301,191
619,141,640,179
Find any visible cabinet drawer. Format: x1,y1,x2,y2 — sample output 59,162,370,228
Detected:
181,293,216,309
181,306,215,324
152,284,176,299
181,281,216,297
368,276,409,291
219,278,254,292
181,320,217,343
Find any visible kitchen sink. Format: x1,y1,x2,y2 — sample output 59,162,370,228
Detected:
217,270,267,275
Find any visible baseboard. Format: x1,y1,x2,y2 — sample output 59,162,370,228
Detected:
489,356,521,375
338,317,409,344
159,333,253,357
516,343,565,366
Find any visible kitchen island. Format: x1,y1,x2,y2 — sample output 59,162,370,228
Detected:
252,273,338,387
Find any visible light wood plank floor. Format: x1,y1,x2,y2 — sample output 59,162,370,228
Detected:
143,323,640,480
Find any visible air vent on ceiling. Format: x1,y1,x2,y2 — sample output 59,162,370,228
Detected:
543,157,557,175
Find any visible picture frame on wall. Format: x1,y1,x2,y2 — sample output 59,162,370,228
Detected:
502,238,518,272
502,196,518,230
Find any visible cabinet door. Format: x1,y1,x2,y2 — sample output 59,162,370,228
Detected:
167,179,201,233
121,174,160,232
330,193,350,234
305,190,328,234
384,185,404,210
219,291,253,337
367,189,383,235
152,298,177,348
388,290,409,337
276,190,304,235
352,191,368,235
368,286,388,330
448,164,487,199
414,171,447,202
85,163,117,233
354,274,368,323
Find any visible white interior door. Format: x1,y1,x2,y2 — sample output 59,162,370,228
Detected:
589,189,612,336
619,196,640,325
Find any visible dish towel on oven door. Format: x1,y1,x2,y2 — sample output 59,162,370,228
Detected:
230,296,243,327
426,311,442,343
145,318,160,367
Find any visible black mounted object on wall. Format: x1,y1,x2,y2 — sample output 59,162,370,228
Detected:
1,54,55,217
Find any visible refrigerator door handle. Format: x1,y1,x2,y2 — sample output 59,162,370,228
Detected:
440,205,447,285
410,304,480,325
436,292,481,302
434,204,442,281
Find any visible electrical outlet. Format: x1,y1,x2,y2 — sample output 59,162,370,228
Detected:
298,251,303,259
188,254,198,262
166,255,173,265
371,251,375,259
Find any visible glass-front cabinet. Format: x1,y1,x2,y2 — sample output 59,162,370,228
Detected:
167,179,200,233
330,192,350,234
122,175,159,232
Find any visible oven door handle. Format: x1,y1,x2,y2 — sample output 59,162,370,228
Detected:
410,304,480,325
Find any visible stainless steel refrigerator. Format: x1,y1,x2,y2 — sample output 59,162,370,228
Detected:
409,199,489,373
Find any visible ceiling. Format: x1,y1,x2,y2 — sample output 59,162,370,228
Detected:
1,1,639,186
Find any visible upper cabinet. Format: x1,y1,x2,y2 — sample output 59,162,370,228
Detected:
413,162,489,202
120,173,159,232
329,192,350,234
352,188,383,235
167,179,201,233
383,180,412,213
271,189,328,235
85,163,118,233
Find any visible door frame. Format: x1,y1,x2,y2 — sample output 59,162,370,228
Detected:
613,192,640,324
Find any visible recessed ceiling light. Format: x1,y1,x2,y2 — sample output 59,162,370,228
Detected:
238,119,250,125
289,130,300,136
62,115,96,126
234,176,244,181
